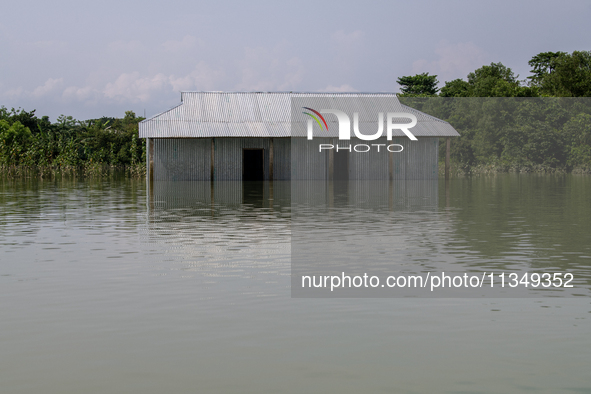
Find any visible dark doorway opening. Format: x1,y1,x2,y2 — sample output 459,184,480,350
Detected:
333,149,349,181
243,149,264,181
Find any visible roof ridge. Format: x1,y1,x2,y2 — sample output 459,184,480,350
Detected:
140,92,460,138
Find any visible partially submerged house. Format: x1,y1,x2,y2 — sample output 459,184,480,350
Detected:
139,92,459,181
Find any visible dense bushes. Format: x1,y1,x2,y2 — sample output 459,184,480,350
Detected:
0,107,145,176
403,97,591,173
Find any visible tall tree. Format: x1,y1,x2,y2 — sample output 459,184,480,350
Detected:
440,62,536,97
397,72,439,96
439,79,470,97
527,51,566,85
466,62,521,97
531,51,591,97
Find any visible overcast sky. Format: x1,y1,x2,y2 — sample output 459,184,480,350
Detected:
1,0,590,120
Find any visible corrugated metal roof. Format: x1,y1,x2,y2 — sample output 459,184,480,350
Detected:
139,92,460,138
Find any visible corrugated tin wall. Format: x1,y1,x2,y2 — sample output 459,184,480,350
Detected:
273,138,291,180
152,137,439,181
391,137,439,180
153,137,292,181
348,138,388,180
291,138,331,180
214,138,271,180
153,138,211,181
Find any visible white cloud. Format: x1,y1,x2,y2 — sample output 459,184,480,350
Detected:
62,85,98,102
0,78,63,100
104,72,169,102
169,61,223,91
102,63,223,103
32,78,63,98
412,41,488,83
3,86,25,99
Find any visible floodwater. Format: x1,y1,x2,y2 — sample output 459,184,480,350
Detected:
1,175,590,393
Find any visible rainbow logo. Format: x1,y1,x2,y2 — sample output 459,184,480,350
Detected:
302,107,328,131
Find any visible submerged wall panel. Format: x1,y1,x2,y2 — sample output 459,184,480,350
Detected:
213,138,270,181
213,138,241,181
152,137,440,181
153,138,211,181
348,137,390,180
291,138,331,180
273,138,291,180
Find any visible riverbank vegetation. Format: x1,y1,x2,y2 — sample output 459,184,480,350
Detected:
0,108,145,178
397,51,591,174
2,50,591,177
401,97,591,175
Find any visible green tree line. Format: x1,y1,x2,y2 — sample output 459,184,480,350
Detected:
2,50,591,176
397,50,591,173
0,108,145,175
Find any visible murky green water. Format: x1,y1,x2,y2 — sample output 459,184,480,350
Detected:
1,175,590,393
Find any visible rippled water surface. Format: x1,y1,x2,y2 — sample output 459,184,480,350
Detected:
1,175,590,393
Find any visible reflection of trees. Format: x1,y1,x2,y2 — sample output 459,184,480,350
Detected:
442,175,591,286
2,176,589,291
0,176,145,242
